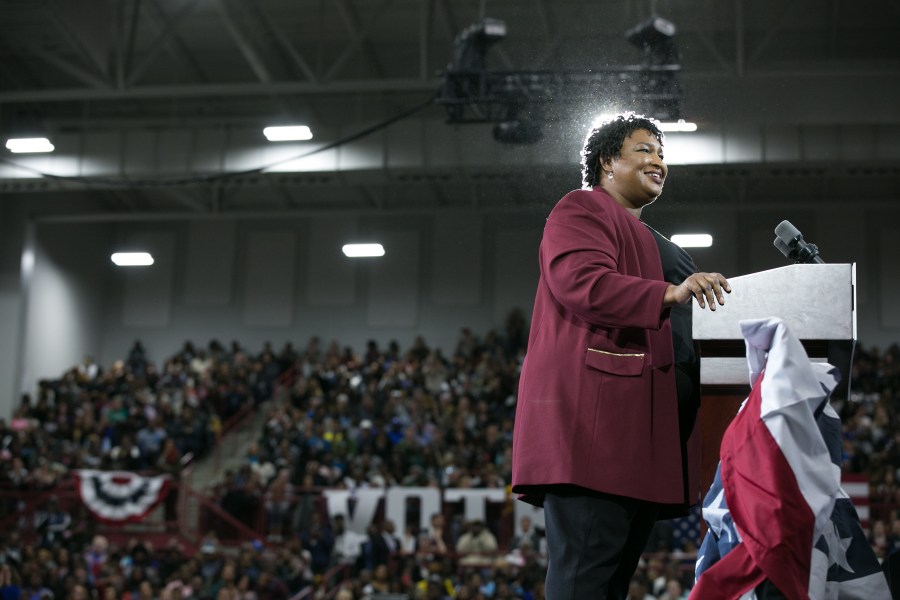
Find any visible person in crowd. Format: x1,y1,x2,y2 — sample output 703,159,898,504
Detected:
510,515,541,553
0,564,21,600
657,578,687,600
136,416,169,467
331,515,366,574
76,355,100,382
32,496,71,549
625,576,657,600
417,513,449,557
359,521,394,571
263,468,293,542
456,520,499,567
511,112,731,600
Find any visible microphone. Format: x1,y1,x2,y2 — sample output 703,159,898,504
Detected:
773,220,824,264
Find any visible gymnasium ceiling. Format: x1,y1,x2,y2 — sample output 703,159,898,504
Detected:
1,0,900,217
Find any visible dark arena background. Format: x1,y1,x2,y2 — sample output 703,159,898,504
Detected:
1,1,899,599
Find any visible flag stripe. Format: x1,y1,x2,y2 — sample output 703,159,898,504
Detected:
720,377,816,600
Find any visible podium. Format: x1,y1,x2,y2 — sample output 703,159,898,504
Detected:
692,263,857,493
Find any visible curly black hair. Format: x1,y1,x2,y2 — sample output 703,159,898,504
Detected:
580,112,664,189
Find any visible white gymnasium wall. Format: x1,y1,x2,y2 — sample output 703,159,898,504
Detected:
88,212,545,375
0,200,29,416
241,230,298,328
183,220,237,307
22,222,112,390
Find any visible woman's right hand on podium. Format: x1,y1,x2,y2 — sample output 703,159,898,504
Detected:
664,272,732,310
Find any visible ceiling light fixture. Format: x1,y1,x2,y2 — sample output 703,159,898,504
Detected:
263,125,313,142
658,119,698,132
111,252,155,266
342,243,385,258
671,234,713,248
5,137,55,153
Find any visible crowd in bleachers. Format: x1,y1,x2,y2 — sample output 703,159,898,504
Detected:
1,320,898,599
0,339,288,490
843,343,900,561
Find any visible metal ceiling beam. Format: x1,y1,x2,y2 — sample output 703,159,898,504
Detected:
29,192,900,224
829,0,840,59
214,0,273,83
533,0,587,69
105,189,138,211
735,0,744,77
691,29,733,75
0,43,42,89
325,0,393,81
28,47,111,89
113,0,125,89
0,78,438,103
118,0,143,89
267,180,297,209
420,0,434,81
435,0,459,41
533,0,554,40
126,0,204,87
4,64,900,105
255,4,318,84
0,61,21,89
45,1,110,83
166,189,210,212
746,0,798,66
353,182,380,208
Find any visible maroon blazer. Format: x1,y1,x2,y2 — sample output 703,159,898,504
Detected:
512,187,697,509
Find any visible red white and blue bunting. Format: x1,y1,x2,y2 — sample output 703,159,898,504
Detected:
74,469,171,524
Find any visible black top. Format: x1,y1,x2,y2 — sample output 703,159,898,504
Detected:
645,223,701,453
644,224,698,367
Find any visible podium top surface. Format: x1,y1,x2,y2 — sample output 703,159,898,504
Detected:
692,263,856,342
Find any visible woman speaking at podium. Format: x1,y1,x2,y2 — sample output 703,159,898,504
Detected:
511,113,731,600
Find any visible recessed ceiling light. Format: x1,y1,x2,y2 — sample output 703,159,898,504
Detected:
263,125,313,142
5,137,55,153
658,119,698,132
342,243,385,258
671,234,712,248
111,252,154,266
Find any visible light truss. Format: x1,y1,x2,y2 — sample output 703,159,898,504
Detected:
436,65,682,125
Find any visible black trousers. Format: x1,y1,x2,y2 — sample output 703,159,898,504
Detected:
543,488,659,600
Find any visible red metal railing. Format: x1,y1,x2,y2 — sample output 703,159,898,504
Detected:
180,483,268,547
290,564,350,600
210,363,298,475
212,399,257,474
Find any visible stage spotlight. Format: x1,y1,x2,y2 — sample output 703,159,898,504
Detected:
626,17,679,65
450,17,507,72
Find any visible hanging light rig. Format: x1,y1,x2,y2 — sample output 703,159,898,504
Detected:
436,17,685,144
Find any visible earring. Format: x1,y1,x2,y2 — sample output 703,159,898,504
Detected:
607,171,613,180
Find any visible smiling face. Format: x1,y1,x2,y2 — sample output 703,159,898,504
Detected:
600,128,667,215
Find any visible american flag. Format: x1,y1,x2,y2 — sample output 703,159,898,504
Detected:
841,472,870,530
672,505,703,550
692,318,890,599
